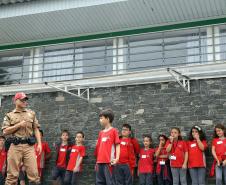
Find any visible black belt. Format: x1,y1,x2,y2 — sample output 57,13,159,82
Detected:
14,137,29,145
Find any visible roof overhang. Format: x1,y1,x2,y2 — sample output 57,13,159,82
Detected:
0,0,226,50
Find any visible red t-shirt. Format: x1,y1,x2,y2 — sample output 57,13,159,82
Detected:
67,145,86,171
131,138,140,155
212,138,226,161
35,142,51,169
138,148,155,173
57,145,69,168
187,140,207,168
166,140,188,168
118,138,136,168
95,128,120,163
156,146,169,173
0,149,7,172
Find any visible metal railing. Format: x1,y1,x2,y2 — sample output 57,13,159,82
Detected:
0,25,226,85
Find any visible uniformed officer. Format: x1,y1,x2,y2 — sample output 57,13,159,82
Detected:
1,92,42,185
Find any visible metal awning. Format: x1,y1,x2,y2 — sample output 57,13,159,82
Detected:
0,0,226,49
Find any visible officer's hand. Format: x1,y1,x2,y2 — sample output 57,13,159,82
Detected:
19,120,27,128
36,143,42,156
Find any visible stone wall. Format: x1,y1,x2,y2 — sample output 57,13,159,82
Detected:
1,78,226,184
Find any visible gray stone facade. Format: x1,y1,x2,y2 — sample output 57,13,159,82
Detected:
1,78,226,184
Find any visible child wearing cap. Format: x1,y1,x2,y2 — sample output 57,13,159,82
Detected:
0,135,6,185
94,109,120,185
64,131,86,185
187,126,207,185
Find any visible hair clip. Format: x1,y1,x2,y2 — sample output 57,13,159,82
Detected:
194,125,201,131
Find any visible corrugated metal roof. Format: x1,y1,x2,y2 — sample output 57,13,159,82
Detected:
0,0,226,46
0,0,37,6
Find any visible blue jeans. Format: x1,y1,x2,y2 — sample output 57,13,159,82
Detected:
64,171,80,185
216,165,226,185
0,173,5,185
52,166,66,184
114,164,132,185
189,168,206,185
139,173,153,185
171,168,187,185
96,163,113,185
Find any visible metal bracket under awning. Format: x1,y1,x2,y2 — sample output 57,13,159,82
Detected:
167,68,190,94
44,82,90,101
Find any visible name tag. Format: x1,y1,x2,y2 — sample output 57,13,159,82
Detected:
102,137,107,142
160,160,165,165
191,143,196,148
169,155,176,160
60,148,66,152
217,141,223,145
71,149,76,152
141,155,147,159
121,141,126,145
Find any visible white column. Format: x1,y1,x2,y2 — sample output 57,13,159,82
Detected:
29,48,42,83
214,26,220,62
113,37,126,75
207,27,214,62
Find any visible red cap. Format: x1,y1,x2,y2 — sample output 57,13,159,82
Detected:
14,92,28,101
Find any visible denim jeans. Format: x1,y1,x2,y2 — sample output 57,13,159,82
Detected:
189,168,206,185
216,165,226,185
171,168,187,185
139,173,153,185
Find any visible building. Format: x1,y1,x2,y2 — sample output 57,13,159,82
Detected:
0,0,226,184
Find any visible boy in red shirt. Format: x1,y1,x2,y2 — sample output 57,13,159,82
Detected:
52,130,71,185
95,109,120,185
0,135,6,185
114,123,136,185
64,131,86,185
35,130,51,182
138,134,155,185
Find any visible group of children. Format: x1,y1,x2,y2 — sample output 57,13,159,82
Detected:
1,108,226,185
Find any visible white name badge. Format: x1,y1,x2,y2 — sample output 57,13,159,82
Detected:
160,160,165,165
141,155,147,159
71,149,76,152
191,143,196,148
102,137,107,142
121,141,126,145
169,155,176,160
60,148,66,152
217,141,223,144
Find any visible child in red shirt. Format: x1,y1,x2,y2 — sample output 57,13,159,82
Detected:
211,124,226,185
64,131,86,185
52,130,72,185
114,123,136,185
155,134,172,185
187,126,207,185
138,134,155,185
34,130,51,181
95,109,120,185
0,135,6,185
166,127,188,185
